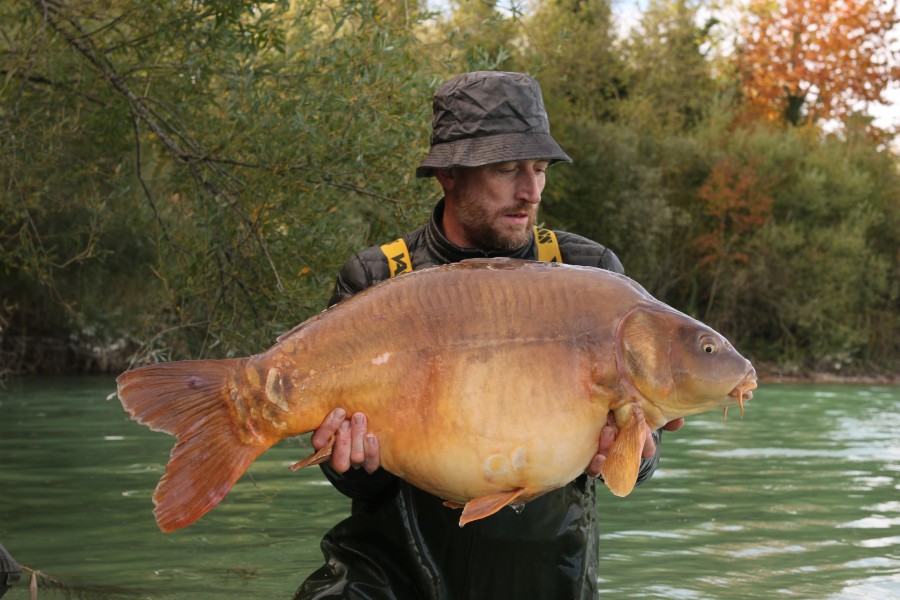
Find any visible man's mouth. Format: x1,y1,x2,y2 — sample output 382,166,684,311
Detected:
503,211,531,224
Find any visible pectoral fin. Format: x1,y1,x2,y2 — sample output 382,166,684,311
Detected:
600,402,647,497
289,436,335,471
458,488,526,527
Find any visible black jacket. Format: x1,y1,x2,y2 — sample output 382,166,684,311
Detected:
296,201,660,600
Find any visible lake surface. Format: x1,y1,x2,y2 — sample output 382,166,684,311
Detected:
1,377,898,599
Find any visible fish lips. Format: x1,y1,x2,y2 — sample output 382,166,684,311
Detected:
728,366,758,403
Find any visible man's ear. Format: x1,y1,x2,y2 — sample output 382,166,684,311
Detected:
434,167,457,192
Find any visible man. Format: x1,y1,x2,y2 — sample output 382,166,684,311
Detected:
295,71,683,600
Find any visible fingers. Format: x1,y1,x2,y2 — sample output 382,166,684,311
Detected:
311,408,346,450
345,413,381,473
598,420,617,455
587,417,618,478
641,424,657,459
662,417,685,431
332,420,352,472
588,413,683,474
311,409,382,474
639,418,682,459
639,417,683,458
349,413,368,465
363,434,380,474
585,453,604,478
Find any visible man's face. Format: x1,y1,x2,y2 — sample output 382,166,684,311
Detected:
444,160,549,251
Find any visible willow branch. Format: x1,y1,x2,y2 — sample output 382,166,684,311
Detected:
34,0,284,291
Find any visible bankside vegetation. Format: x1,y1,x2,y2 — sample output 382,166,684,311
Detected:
2,0,898,378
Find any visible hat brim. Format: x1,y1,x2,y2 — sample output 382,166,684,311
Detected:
416,132,572,178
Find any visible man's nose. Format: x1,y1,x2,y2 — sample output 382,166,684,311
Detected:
516,169,543,204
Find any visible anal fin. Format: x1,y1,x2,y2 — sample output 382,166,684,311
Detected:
458,488,526,527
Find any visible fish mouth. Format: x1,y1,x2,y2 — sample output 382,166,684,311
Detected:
724,366,758,420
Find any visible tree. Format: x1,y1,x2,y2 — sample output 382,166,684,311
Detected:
624,0,722,131
735,0,900,127
0,0,437,371
520,0,625,120
436,0,519,72
693,157,773,321
2,0,899,376
695,122,900,370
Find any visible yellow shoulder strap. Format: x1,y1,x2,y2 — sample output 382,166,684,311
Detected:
534,226,562,263
382,229,559,276
380,237,412,277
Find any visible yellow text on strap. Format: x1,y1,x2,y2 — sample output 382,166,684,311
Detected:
534,226,562,263
380,238,412,277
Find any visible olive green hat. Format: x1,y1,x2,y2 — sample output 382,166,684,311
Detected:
416,71,572,178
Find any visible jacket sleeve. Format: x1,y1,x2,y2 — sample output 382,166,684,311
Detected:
328,247,395,305
320,250,399,500
555,231,625,275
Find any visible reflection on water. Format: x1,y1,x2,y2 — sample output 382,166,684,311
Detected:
1,378,898,598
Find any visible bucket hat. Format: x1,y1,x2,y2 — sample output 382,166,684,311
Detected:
416,71,572,178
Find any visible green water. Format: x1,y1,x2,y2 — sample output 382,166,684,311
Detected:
1,377,898,599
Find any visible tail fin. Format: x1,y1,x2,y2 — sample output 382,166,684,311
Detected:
116,358,271,532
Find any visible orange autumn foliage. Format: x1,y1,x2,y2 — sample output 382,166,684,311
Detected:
694,158,773,268
736,0,900,125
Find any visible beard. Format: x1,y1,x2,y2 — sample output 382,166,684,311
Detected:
452,189,537,252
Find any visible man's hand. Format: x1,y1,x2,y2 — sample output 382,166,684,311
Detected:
311,408,381,474
313,407,683,478
585,412,685,478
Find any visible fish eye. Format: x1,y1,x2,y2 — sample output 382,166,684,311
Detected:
700,335,718,354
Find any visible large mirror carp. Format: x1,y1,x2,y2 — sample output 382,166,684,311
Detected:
117,258,757,532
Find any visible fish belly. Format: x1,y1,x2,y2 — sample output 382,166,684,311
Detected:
297,339,610,503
